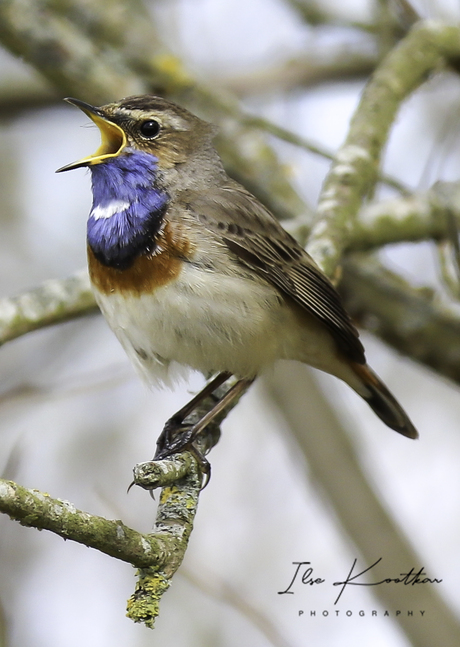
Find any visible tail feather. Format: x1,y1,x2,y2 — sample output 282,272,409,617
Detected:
351,363,418,439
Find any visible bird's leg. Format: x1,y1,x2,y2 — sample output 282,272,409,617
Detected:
155,371,231,457
186,377,254,442
154,375,253,462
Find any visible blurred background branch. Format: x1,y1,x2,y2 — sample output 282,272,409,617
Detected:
0,1,459,646
266,362,460,647
0,0,309,221
306,21,460,275
0,270,96,345
340,255,460,384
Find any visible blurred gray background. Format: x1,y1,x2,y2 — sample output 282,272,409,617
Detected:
0,0,460,646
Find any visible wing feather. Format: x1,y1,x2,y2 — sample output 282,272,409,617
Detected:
183,183,365,364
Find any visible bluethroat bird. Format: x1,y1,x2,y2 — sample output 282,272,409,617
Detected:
57,95,417,470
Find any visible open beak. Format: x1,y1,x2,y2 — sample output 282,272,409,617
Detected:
56,98,127,173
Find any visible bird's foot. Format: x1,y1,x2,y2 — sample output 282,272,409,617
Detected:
154,417,192,459
154,419,211,487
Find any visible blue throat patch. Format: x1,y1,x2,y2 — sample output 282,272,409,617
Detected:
87,149,169,269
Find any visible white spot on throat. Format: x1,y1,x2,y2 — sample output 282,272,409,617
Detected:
90,200,130,220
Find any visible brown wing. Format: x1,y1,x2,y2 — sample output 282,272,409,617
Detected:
183,183,365,364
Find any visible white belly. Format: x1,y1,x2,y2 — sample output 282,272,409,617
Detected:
93,262,290,384
93,261,353,388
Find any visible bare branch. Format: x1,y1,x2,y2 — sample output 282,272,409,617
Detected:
341,255,460,385
0,73,57,117
349,181,460,251
307,22,460,276
0,0,143,103
0,0,308,223
0,270,97,346
235,113,410,197
222,47,380,96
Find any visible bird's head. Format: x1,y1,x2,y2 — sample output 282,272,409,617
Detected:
56,94,217,173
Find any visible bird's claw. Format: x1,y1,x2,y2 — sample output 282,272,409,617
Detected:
154,420,194,459
154,420,211,488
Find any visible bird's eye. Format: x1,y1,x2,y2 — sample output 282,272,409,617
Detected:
139,120,160,139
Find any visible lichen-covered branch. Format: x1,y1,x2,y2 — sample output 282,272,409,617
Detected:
0,478,166,567
50,0,192,95
0,270,97,345
236,113,409,197
128,379,247,627
0,434,210,629
307,21,460,276
349,180,460,251
287,0,378,32
127,460,203,628
279,179,460,256
0,374,246,628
